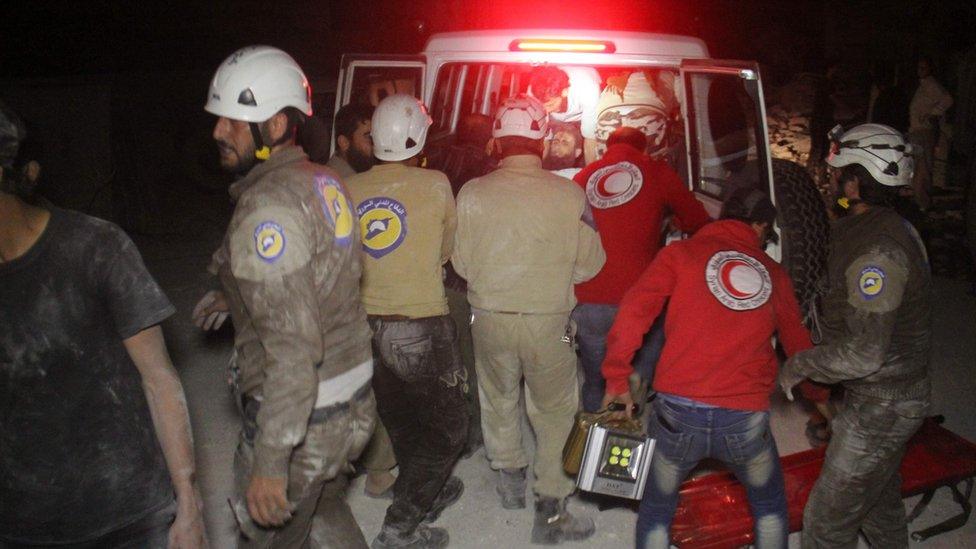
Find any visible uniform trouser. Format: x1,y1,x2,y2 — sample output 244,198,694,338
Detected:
369,315,469,536
571,303,665,413
361,418,397,476
802,393,926,549
472,310,579,499
637,396,787,549
233,389,375,549
447,287,482,447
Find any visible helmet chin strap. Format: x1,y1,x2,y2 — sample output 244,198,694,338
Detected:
249,122,271,161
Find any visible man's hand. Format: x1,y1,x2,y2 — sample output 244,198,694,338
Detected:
778,357,806,402
168,493,209,548
192,290,229,331
601,390,635,419
246,476,293,527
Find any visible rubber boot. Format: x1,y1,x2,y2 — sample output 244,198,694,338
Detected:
530,497,595,545
423,476,464,523
371,524,449,549
496,467,527,509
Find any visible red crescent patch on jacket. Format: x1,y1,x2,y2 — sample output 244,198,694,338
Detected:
585,161,643,209
705,251,772,310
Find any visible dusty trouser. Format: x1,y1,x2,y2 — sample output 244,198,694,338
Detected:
369,315,469,536
472,310,579,499
233,386,376,549
802,393,927,549
447,286,482,449
360,419,397,487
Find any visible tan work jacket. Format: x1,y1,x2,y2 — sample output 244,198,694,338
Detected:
452,154,605,314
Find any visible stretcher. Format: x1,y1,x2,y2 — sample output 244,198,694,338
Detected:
669,417,976,548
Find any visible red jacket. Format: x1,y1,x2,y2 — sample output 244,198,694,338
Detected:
602,220,813,411
573,144,711,305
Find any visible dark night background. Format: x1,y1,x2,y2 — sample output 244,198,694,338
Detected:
2,0,975,234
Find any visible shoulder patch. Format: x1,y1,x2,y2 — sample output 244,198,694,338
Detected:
857,266,886,299
705,251,772,311
585,161,643,209
357,197,408,259
313,174,354,248
254,221,286,263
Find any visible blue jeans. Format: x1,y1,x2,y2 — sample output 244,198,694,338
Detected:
571,303,665,412
636,395,787,549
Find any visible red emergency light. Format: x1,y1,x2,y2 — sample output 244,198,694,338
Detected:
509,38,616,53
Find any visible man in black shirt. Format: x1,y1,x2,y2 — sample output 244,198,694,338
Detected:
0,102,207,547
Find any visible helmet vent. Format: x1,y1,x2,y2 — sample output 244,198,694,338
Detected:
405,137,417,149
237,89,257,106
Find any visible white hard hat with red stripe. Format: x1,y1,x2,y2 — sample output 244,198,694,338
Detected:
492,94,549,140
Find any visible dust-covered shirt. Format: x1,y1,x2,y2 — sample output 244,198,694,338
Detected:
346,164,455,317
0,208,174,544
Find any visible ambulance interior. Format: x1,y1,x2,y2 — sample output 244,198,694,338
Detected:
342,61,767,219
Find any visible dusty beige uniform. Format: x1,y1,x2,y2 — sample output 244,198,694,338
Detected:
210,146,375,547
453,154,606,498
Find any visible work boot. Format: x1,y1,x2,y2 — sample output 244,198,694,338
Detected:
365,469,396,499
530,496,595,545
496,467,527,509
423,476,464,523
371,524,449,549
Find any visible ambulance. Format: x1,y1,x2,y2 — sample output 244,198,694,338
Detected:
333,29,828,319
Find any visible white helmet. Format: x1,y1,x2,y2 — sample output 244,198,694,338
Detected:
204,46,312,122
827,123,914,187
371,94,432,161
493,95,549,140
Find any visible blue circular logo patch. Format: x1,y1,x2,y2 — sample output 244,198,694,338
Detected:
356,197,407,259
858,266,885,299
254,221,286,263
314,174,354,248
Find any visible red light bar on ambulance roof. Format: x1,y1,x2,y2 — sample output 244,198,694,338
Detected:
509,38,616,54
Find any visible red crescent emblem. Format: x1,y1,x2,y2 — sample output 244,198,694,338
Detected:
595,170,620,199
719,260,757,299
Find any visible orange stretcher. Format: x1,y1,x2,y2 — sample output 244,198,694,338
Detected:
669,417,976,548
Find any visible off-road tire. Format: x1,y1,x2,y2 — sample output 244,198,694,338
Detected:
772,158,829,327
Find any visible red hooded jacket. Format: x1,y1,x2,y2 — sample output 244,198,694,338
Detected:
602,220,814,411
573,143,711,305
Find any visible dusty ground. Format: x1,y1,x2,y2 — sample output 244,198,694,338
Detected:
137,222,976,548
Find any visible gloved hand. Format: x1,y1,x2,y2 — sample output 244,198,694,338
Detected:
192,289,230,331
778,357,806,402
